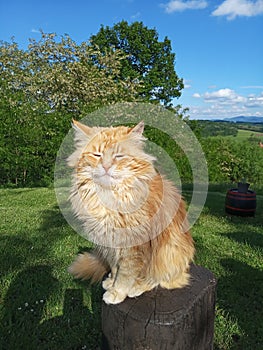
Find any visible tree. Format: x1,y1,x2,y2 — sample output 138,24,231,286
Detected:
90,21,183,107
0,34,141,186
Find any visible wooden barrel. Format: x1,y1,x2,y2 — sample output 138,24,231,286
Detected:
101,265,217,350
225,189,256,217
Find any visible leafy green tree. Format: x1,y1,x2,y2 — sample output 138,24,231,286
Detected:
201,137,263,185
199,121,238,137
25,33,142,115
0,33,141,186
90,21,183,107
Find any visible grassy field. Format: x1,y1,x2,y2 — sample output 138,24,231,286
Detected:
0,187,262,349
236,129,263,141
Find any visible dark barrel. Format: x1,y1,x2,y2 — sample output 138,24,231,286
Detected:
225,189,256,217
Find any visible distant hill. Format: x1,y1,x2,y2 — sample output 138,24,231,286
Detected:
197,117,263,138
213,116,263,123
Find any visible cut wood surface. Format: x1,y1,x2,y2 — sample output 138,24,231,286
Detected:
102,264,217,350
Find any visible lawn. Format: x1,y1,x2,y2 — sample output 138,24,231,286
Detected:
235,129,263,141
0,187,262,349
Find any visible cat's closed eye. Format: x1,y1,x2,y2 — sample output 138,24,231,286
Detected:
91,153,102,158
115,154,125,159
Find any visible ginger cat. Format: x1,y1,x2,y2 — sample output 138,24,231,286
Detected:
68,120,195,304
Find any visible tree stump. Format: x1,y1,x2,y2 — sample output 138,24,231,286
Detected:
101,264,217,350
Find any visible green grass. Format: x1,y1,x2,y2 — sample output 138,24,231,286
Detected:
0,187,262,349
235,129,263,141
208,128,263,142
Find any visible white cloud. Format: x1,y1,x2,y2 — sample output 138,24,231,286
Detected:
162,0,263,19
162,0,208,13
241,85,263,89
183,79,192,89
203,88,247,104
130,12,141,19
205,88,234,99
212,0,263,20
194,88,263,107
245,92,263,107
187,88,263,119
31,28,41,33
208,85,217,89
189,104,262,119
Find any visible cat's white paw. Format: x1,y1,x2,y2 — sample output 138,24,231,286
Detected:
103,288,126,304
128,282,157,298
102,276,114,290
128,286,147,298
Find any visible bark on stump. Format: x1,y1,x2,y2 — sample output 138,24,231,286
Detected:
101,264,217,350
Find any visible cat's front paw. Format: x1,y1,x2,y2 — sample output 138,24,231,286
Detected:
128,281,157,298
127,287,145,298
102,276,114,290
103,288,127,305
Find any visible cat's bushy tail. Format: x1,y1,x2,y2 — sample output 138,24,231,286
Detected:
68,252,109,283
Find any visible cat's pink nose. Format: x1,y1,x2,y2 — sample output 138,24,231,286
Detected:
103,164,111,173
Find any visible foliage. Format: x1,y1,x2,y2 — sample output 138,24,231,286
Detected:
0,33,142,186
237,122,263,133
1,30,263,188
0,33,141,115
184,118,202,138
187,121,263,186
237,129,263,143
0,27,186,187
90,21,183,107
139,126,263,187
201,137,263,185
198,121,238,137
144,125,193,183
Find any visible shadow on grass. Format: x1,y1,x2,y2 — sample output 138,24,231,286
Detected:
0,236,36,278
194,234,263,349
192,190,263,349
0,265,103,350
224,229,263,249
0,202,103,350
218,259,263,349
0,265,59,349
40,205,69,231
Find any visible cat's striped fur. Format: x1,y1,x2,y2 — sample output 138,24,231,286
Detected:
68,120,195,304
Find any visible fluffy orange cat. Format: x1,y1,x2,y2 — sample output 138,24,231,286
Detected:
68,120,195,304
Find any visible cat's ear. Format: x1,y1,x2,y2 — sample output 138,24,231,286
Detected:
130,121,144,135
72,119,93,136
68,120,94,167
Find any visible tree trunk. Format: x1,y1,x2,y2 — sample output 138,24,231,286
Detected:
101,264,217,350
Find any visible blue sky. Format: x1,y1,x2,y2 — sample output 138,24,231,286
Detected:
1,0,263,119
